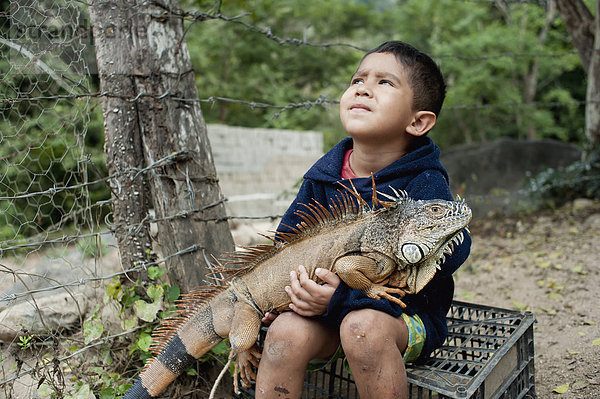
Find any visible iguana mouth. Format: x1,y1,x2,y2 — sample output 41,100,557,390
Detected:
435,227,469,269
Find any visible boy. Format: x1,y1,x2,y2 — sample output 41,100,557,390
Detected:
255,41,471,399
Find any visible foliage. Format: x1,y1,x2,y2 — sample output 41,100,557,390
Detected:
0,0,589,242
181,0,586,149
527,147,600,207
0,0,109,242
21,264,228,398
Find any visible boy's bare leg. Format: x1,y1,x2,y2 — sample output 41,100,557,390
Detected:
255,311,339,399
340,308,410,399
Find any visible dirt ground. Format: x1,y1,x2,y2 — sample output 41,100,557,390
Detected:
454,199,600,398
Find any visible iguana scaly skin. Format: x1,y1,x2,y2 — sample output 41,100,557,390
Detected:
123,182,471,398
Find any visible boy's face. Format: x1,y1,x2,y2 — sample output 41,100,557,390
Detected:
339,52,416,143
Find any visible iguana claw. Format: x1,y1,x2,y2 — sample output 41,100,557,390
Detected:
232,346,262,394
365,285,408,309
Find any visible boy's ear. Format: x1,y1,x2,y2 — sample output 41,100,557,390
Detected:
406,111,437,137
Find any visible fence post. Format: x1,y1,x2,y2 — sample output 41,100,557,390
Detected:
89,0,234,291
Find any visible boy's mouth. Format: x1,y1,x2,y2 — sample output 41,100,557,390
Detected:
349,103,371,112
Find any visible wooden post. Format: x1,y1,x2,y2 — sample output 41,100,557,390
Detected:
89,0,234,291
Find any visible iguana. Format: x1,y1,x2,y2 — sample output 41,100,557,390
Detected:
123,182,471,398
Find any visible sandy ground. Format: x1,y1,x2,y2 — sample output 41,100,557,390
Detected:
454,199,600,398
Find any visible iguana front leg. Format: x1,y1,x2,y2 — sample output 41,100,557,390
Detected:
334,253,408,308
228,302,262,393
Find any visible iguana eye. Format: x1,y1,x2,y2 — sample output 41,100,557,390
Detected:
428,205,446,217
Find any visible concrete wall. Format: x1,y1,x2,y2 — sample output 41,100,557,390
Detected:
207,124,323,218
208,126,581,220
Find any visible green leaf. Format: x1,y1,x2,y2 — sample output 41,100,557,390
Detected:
512,301,528,311
136,332,153,352
88,366,104,375
148,266,165,280
99,387,116,399
572,265,587,275
553,383,569,394
166,285,181,303
134,299,162,322
105,277,121,300
147,284,164,302
83,319,104,344
592,338,600,346
37,383,54,398
121,316,137,330
65,383,91,399
548,292,563,300
118,383,131,394
211,340,230,356
101,346,113,365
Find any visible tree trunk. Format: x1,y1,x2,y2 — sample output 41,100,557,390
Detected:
524,0,556,140
89,0,234,291
585,1,600,149
556,0,600,151
555,0,595,74
89,1,155,277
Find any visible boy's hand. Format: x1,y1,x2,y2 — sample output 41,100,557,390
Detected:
261,312,278,326
286,265,340,317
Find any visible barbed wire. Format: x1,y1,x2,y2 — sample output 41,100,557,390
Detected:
1,171,597,303
0,0,593,394
451,0,547,4
0,90,589,115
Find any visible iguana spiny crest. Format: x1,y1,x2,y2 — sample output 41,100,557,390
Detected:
122,180,472,399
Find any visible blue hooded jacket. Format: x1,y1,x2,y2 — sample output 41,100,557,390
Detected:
278,136,471,362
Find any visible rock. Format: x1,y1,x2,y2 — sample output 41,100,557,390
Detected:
0,240,121,342
572,198,596,211
0,290,92,342
230,221,279,247
585,213,600,230
441,138,582,216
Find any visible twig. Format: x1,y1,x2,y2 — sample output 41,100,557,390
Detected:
209,356,232,399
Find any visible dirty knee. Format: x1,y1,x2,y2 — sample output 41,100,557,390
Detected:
340,309,388,359
262,313,313,363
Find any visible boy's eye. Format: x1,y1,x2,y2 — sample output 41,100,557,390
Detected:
379,80,392,86
351,78,364,85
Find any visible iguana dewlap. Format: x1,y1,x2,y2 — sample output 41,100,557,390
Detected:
123,183,471,398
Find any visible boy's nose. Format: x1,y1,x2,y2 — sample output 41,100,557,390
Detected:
356,85,372,97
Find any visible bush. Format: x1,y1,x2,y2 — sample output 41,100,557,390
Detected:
528,147,600,207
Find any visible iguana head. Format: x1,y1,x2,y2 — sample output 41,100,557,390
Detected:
371,191,472,294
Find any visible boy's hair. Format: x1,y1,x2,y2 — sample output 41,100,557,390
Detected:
365,41,446,117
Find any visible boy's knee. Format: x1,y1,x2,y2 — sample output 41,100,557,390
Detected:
340,309,402,357
340,309,382,346
262,312,313,361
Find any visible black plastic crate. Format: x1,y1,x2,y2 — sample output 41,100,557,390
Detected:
238,301,536,399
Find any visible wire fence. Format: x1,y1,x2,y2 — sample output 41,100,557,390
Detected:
0,0,596,397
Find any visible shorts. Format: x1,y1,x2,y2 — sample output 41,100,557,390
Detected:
307,312,426,371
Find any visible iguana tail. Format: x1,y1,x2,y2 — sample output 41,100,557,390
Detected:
123,286,232,399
